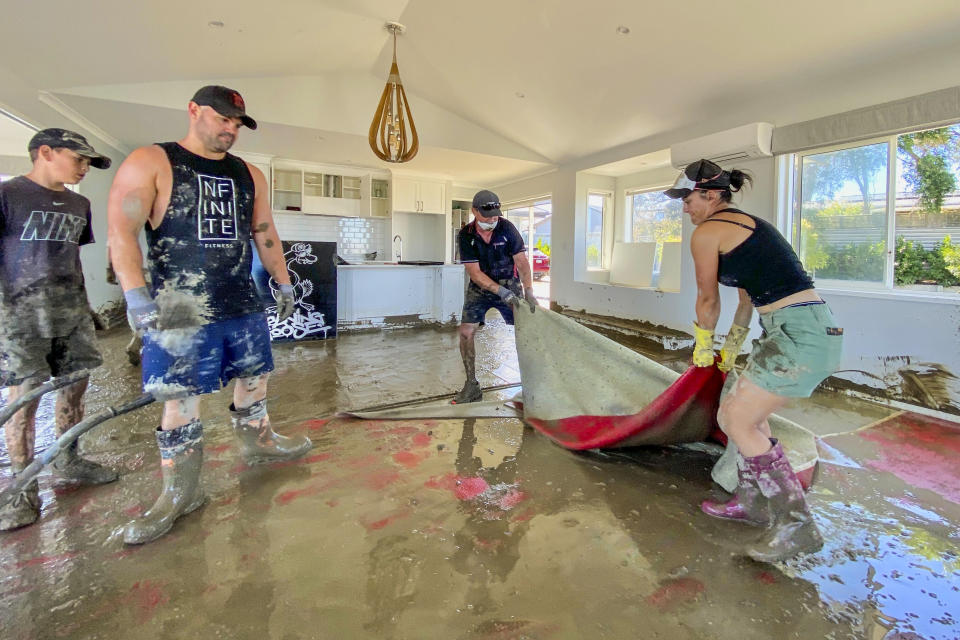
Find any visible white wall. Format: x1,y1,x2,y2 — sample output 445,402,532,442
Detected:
391,211,446,262
74,139,123,316
0,154,30,177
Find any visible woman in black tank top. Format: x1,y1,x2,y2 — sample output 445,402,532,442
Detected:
662,159,841,562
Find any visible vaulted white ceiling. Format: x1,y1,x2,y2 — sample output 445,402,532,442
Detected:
1,0,959,184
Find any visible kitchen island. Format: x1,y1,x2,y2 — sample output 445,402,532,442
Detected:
337,263,465,330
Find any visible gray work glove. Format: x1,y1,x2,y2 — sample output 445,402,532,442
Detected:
496,285,519,308
124,286,159,332
277,284,295,321
523,289,538,313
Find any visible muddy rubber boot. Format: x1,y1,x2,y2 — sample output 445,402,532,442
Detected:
700,454,770,526
123,421,205,545
229,400,312,464
0,469,41,532
451,379,482,404
52,440,119,485
742,439,824,563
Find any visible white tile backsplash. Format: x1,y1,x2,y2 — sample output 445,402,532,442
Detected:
274,213,389,262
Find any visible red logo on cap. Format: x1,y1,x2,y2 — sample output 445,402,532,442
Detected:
231,92,245,110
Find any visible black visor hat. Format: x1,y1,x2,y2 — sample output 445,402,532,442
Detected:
664,159,731,199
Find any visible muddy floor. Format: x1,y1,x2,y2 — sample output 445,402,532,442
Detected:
1,318,958,639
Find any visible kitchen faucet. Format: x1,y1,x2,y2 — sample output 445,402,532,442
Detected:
393,234,403,262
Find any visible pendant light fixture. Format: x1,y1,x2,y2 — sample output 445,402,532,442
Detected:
369,22,419,163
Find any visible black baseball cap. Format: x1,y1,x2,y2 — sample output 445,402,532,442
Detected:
664,159,731,199
472,189,502,216
28,128,112,169
190,85,257,130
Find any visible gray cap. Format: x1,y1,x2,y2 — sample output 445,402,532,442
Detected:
28,128,111,169
472,189,502,216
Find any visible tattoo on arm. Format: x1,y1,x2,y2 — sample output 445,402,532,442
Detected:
252,222,270,234
265,239,274,248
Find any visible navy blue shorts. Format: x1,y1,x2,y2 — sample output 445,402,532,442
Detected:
461,279,522,325
142,312,274,400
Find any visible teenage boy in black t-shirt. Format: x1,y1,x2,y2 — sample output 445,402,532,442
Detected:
453,190,538,403
0,128,116,532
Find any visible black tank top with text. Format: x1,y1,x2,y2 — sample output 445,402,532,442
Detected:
145,142,263,328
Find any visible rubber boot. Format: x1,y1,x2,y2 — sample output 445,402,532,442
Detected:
742,439,824,562
700,454,770,526
123,421,205,545
0,466,41,532
451,379,482,404
52,440,119,485
229,400,312,464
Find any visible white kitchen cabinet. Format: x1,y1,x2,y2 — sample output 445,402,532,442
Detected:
392,177,446,214
271,160,389,217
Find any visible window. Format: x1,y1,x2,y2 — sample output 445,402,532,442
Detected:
789,123,960,293
503,197,552,262
586,192,609,269
626,188,682,269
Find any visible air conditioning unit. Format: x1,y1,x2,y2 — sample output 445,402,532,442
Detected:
669,122,774,169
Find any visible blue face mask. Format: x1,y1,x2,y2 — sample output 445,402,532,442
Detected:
476,218,498,231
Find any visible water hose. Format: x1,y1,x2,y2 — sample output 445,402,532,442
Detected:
0,370,92,430
0,393,155,509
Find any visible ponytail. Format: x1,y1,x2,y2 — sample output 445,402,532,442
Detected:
720,169,753,202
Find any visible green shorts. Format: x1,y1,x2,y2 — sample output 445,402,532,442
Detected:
741,302,843,398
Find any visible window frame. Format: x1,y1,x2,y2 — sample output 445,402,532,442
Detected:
502,195,552,264
779,129,960,299
586,190,611,270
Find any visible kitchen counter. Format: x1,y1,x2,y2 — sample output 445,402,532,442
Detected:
337,263,464,329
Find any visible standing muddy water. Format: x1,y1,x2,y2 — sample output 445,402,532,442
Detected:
1,320,958,639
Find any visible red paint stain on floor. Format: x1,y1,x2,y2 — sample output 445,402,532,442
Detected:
858,412,960,504
455,476,490,501
303,418,331,432
412,432,431,447
276,485,322,506
206,443,231,455
498,489,527,509
361,508,411,531
125,580,170,625
645,577,706,611
393,450,428,469
15,552,78,570
425,472,458,491
756,571,778,585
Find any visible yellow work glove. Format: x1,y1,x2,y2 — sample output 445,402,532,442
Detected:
692,323,716,367
719,324,750,373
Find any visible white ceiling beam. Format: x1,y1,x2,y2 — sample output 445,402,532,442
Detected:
37,91,131,155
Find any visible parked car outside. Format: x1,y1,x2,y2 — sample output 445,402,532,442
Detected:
532,248,550,280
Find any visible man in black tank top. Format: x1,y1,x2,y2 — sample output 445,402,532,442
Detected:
107,86,312,545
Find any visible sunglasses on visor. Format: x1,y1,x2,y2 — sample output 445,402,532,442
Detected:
477,202,501,212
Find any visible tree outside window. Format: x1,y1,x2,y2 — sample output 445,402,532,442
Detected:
793,124,960,292
627,189,682,268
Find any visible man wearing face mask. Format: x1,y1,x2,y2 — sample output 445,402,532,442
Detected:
453,190,537,404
